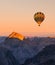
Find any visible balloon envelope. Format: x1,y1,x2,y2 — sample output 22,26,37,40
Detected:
34,12,45,26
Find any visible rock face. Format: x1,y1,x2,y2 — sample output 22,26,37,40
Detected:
0,46,19,65
23,44,55,65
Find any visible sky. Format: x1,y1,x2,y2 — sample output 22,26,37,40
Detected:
0,0,55,37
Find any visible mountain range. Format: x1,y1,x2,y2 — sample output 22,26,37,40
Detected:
0,36,55,65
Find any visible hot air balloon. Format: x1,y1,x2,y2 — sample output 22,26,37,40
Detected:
34,12,45,26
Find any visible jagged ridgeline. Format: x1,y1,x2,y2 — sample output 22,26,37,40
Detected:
0,34,55,65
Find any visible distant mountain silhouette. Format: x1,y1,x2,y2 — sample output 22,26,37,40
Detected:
0,36,6,43
23,44,55,65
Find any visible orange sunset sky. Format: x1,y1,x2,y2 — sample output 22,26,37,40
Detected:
0,0,55,37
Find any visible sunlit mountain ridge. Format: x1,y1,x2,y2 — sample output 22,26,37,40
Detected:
8,32,25,41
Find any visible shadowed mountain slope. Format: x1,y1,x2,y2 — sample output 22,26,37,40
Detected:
0,46,19,65
23,44,55,65
39,59,55,65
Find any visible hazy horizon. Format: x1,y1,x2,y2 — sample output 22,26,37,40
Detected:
0,32,55,37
